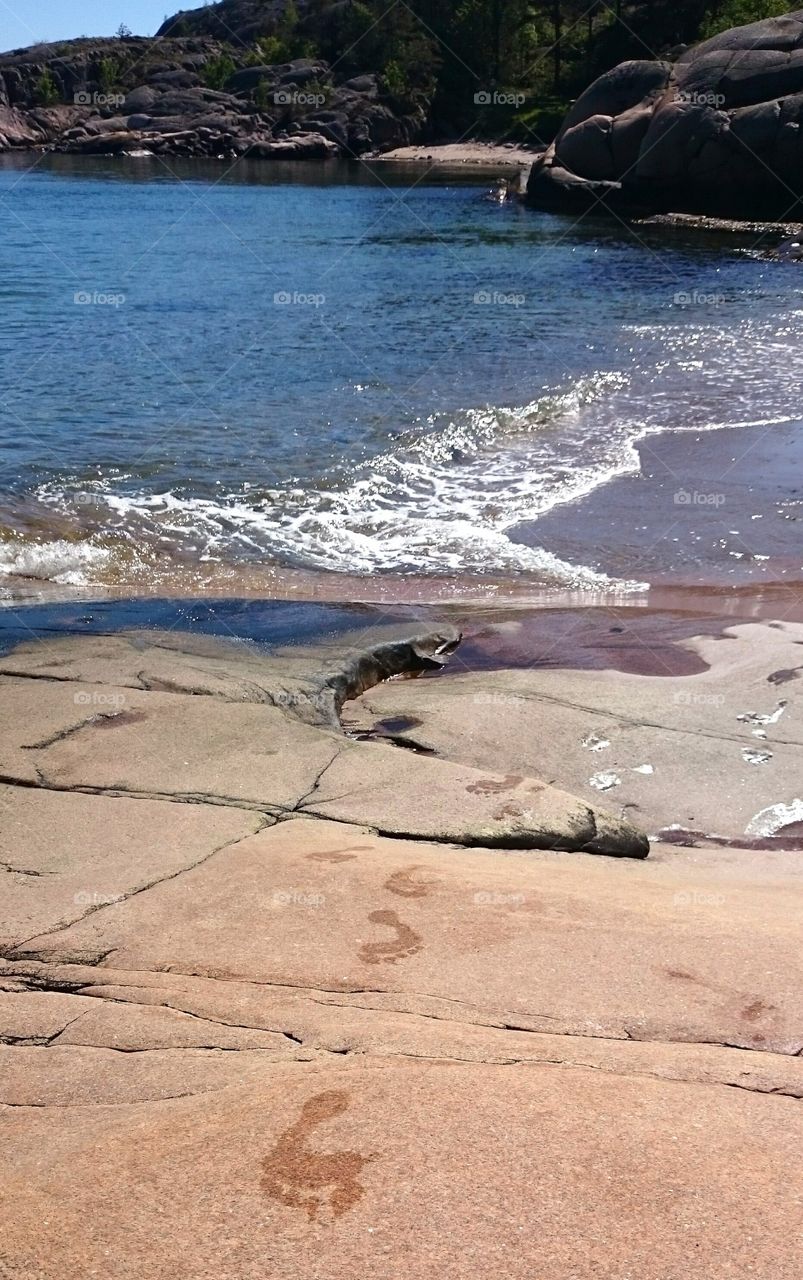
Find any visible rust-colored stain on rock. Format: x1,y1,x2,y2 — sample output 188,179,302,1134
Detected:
465,774,523,796
663,968,779,1032
665,967,698,982
493,802,525,821
741,997,777,1022
358,909,424,964
261,1091,377,1221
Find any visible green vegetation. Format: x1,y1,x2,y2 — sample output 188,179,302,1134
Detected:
158,0,800,138
381,60,409,101
253,77,271,109
97,56,121,95
202,51,237,89
346,0,801,133
245,36,287,65
304,76,330,101
698,0,790,40
34,67,60,106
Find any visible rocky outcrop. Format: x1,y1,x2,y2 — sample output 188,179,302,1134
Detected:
528,10,803,218
0,35,425,159
0,614,801,1278
0,624,648,857
158,0,304,44
347,615,803,849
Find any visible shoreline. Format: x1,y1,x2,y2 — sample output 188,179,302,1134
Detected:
2,596,803,848
4,573,803,620
635,211,803,238
515,416,803,593
4,412,803,609
366,141,542,168
4,583,803,659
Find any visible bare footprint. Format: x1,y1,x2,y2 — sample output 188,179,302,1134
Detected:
493,802,526,821
358,909,424,965
466,774,523,796
741,997,777,1023
261,1090,378,1221
662,966,780,1039
305,845,375,864
384,865,438,899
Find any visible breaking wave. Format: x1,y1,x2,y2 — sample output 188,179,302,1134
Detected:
13,371,650,591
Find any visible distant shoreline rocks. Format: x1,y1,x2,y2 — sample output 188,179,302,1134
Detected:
0,37,426,161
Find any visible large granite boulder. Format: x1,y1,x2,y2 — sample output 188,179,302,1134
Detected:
528,10,803,218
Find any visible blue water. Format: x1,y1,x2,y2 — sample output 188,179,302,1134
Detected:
1,153,802,594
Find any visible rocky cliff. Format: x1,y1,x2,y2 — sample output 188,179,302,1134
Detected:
157,1,310,42
0,33,425,159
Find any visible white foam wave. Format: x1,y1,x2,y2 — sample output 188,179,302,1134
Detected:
0,538,112,585
41,371,645,589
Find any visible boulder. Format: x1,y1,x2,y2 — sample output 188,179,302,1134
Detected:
557,112,615,180
122,85,159,113
527,155,623,210
276,59,330,86
0,104,43,148
247,132,340,159
64,130,142,154
148,69,203,90
527,10,803,218
301,115,348,149
342,74,379,97
226,64,278,94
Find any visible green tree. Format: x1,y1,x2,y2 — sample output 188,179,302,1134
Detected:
277,0,300,50
34,68,59,106
202,51,236,90
699,0,789,40
97,57,120,95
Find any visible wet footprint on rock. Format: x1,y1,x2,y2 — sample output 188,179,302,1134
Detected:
261,1090,378,1221
358,909,424,965
465,774,523,796
383,865,439,898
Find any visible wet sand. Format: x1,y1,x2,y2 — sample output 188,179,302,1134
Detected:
514,417,803,590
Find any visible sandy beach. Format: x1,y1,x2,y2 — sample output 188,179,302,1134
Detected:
514,416,803,590
367,141,542,168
